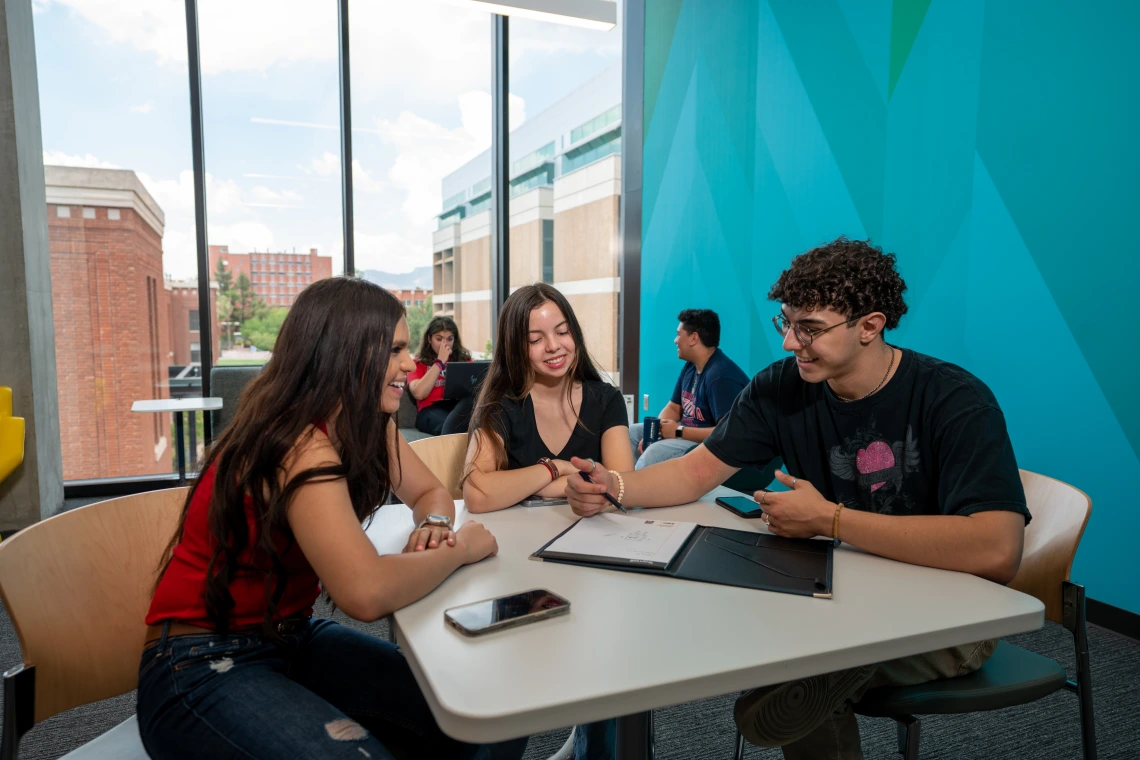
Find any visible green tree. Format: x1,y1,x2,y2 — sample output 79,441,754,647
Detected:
242,307,290,351
215,292,234,349
213,257,234,294
231,272,266,325
406,296,433,356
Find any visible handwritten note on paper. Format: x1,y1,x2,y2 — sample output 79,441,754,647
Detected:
542,513,699,568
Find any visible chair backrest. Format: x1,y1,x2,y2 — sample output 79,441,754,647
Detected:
408,433,469,500
396,385,419,429
0,488,187,723
1008,470,1092,625
209,365,263,435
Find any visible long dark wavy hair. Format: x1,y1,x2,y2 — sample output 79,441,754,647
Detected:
155,277,407,638
416,315,472,364
464,283,602,482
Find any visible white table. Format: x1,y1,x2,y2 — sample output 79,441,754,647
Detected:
364,489,1044,759
131,398,222,485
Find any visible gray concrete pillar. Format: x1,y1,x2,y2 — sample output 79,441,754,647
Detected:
0,0,62,530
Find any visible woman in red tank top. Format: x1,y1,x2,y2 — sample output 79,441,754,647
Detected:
137,278,524,760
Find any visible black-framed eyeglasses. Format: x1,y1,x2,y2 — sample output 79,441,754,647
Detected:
771,313,868,346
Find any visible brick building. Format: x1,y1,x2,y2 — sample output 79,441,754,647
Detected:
208,244,334,308
389,286,431,307
167,279,220,367
45,165,173,481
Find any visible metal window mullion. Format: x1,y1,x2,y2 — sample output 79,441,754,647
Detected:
184,0,214,443
490,14,510,336
619,0,644,403
338,0,355,278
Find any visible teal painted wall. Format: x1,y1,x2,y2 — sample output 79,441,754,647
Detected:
640,0,1140,613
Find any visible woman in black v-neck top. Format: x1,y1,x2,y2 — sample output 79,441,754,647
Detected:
463,284,633,513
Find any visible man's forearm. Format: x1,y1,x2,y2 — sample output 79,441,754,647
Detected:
623,446,731,508
835,509,1022,584
680,425,715,443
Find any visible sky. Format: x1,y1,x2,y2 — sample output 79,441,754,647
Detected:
32,0,621,280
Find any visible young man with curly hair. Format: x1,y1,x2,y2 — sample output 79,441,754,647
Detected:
565,237,1030,759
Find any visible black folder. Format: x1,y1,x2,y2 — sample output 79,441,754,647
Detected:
531,521,834,599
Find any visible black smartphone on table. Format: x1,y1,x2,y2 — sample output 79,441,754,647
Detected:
715,495,766,519
444,589,571,636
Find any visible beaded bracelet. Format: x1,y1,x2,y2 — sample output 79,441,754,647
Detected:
608,469,625,504
832,502,844,545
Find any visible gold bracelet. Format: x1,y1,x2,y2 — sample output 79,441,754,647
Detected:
832,502,844,542
608,469,625,504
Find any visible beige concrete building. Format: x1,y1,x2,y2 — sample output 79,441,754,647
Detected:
434,64,621,378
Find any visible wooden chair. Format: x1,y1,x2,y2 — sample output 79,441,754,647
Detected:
408,433,469,500
733,470,1097,759
0,488,187,760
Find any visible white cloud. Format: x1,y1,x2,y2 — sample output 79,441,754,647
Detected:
309,152,339,177
43,150,120,169
209,221,276,253
137,169,244,217
130,102,155,114
302,152,383,193
355,231,431,274
250,185,303,203
352,161,384,193
372,91,524,233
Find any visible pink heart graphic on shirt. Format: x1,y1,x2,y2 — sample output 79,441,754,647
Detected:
856,441,895,492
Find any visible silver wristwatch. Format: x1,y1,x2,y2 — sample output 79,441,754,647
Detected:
417,514,452,530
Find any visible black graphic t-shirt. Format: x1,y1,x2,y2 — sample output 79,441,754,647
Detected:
704,350,1029,521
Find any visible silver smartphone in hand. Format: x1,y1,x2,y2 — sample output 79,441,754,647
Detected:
444,589,571,636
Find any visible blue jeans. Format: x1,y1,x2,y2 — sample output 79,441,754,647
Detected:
574,720,615,760
137,618,528,760
629,425,698,470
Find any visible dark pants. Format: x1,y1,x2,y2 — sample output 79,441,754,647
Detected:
416,396,475,436
138,618,528,760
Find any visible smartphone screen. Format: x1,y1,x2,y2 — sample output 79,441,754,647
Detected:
716,495,765,517
445,590,569,634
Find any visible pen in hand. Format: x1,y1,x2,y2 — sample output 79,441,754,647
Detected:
579,471,628,513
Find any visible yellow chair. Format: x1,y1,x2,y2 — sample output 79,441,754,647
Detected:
408,433,469,500
0,387,25,484
0,488,187,759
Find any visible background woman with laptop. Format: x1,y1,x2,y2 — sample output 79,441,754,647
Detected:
409,315,476,436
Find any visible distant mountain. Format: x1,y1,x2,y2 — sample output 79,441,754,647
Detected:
359,266,433,290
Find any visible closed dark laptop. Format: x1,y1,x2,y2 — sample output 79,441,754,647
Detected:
442,361,491,400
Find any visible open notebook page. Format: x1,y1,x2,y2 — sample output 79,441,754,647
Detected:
541,513,699,569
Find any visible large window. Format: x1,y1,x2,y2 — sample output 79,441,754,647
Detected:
350,1,493,357
34,0,625,492
198,5,341,367
34,1,201,482
509,10,623,383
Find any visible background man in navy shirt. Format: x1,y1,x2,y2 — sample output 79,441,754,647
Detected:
630,309,749,469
